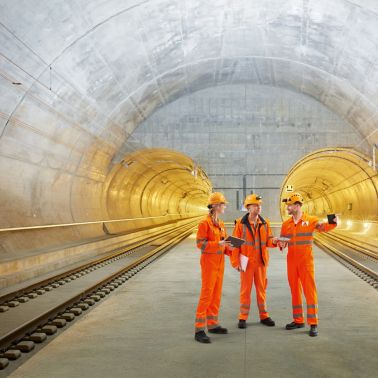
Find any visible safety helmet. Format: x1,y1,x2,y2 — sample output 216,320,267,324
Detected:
282,193,304,205
244,194,262,207
208,192,228,206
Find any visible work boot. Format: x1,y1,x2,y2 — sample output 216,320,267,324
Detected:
309,325,318,337
195,330,211,343
285,321,305,330
260,317,275,327
238,319,247,329
208,326,228,334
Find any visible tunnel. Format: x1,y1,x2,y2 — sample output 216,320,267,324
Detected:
280,147,378,226
2,0,377,283
0,1,378,376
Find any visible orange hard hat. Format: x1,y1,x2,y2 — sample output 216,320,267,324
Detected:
208,192,228,206
282,193,304,205
244,194,262,207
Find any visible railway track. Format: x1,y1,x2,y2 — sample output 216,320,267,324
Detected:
0,221,197,371
315,232,378,289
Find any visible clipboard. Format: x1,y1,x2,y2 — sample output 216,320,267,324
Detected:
240,254,248,272
225,236,245,248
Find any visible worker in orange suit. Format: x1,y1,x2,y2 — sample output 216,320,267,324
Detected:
279,193,338,337
231,194,278,329
195,192,232,344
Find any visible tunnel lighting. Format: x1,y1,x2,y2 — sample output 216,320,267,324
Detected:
191,166,198,178
363,222,370,228
346,220,353,227
120,159,135,168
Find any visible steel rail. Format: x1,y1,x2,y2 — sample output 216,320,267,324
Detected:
0,220,199,306
315,235,378,281
318,232,377,258
0,223,196,354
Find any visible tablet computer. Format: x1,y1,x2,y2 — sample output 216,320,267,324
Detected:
277,237,290,242
327,214,337,224
225,236,245,248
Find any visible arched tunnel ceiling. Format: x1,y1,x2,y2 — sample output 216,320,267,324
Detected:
1,0,378,149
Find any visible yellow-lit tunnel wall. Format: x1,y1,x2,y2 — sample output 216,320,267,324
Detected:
280,147,378,234
103,148,211,234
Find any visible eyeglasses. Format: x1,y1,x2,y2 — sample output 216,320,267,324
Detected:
282,199,301,205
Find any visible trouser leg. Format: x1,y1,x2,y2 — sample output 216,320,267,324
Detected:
254,264,269,320
207,257,225,329
195,259,218,332
288,258,304,323
239,262,254,320
299,257,318,325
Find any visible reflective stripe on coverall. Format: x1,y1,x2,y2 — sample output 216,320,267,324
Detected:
231,214,276,321
280,213,336,325
195,215,230,332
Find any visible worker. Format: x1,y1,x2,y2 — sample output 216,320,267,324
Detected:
231,194,278,329
195,192,232,344
279,193,338,337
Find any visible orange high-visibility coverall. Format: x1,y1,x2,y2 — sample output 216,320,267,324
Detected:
280,213,336,325
231,214,276,321
195,215,230,332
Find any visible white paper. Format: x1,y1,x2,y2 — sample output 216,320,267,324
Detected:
240,254,249,272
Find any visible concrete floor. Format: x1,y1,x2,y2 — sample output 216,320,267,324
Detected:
7,234,378,378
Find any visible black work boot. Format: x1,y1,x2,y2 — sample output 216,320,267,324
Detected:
309,325,318,337
260,317,275,327
208,326,228,334
195,330,211,343
238,319,247,329
285,321,305,330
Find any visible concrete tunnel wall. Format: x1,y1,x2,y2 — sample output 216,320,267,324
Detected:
133,84,367,221
1,0,378,269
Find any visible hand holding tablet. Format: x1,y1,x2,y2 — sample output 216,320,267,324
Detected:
277,237,290,242
225,236,245,248
276,237,290,251
327,214,338,224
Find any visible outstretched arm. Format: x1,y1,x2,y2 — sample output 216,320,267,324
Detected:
314,215,338,233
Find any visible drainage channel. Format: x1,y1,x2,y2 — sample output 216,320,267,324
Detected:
0,227,195,373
